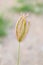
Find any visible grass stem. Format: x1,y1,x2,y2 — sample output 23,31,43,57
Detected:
17,43,20,65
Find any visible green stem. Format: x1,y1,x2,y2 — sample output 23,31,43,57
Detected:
17,43,20,65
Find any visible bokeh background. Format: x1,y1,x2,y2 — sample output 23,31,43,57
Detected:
0,0,43,65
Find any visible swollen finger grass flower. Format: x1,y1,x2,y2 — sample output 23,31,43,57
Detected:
16,15,30,42
16,15,30,65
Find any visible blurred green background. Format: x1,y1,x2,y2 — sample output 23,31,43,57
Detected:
0,14,10,38
11,0,43,14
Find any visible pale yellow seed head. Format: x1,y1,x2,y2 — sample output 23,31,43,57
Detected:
16,15,30,42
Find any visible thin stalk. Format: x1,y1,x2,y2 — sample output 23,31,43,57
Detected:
17,43,20,65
